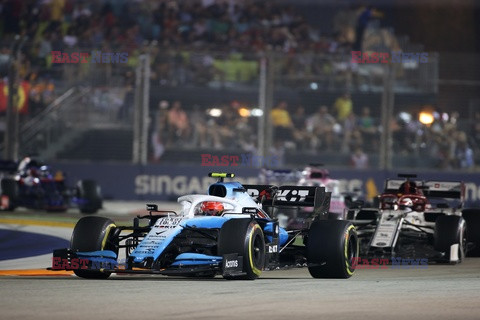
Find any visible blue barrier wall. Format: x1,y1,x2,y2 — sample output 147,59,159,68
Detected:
51,162,480,207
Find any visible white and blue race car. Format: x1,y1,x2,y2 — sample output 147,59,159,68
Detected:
52,173,358,280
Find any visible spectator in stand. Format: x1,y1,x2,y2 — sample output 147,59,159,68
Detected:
358,106,378,151
306,105,336,150
333,5,357,48
471,111,480,147
270,101,294,145
334,92,353,123
351,147,369,169
352,5,383,51
349,128,364,152
190,104,209,148
291,105,309,150
151,100,169,162
42,78,56,106
455,132,474,169
48,0,66,33
213,104,236,149
167,101,190,146
235,116,255,150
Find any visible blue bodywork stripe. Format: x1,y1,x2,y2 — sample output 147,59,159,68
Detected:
264,222,289,246
76,250,117,259
171,253,222,266
175,253,222,261
88,257,118,269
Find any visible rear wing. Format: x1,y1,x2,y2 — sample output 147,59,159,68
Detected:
244,184,331,216
423,181,464,200
384,179,464,200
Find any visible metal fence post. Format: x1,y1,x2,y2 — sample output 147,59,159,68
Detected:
380,63,395,170
132,54,150,164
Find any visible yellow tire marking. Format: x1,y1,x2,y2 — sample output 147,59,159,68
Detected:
248,223,263,276
344,224,357,276
101,223,116,250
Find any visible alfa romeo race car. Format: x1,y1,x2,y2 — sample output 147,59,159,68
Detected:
0,157,102,213
349,174,480,263
52,173,358,280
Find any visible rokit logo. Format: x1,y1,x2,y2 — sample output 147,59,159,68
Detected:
276,189,309,202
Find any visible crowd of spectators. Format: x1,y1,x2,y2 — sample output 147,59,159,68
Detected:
0,0,410,92
0,0,469,169
149,94,475,170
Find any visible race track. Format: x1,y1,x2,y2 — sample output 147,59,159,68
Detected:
1,202,479,320
1,261,480,320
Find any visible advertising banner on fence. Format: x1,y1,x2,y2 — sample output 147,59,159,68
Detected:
51,162,480,206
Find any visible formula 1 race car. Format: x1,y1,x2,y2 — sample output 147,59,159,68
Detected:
349,174,480,263
260,164,360,219
52,173,358,280
0,157,102,214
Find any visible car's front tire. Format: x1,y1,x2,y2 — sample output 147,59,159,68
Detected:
218,219,265,280
462,209,480,257
70,216,117,279
434,215,466,262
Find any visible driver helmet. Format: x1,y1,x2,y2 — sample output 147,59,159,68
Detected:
399,197,413,207
399,181,418,194
200,201,224,216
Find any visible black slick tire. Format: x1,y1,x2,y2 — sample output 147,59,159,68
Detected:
218,219,265,280
462,209,480,257
70,216,117,279
77,180,102,214
306,220,358,278
434,215,466,262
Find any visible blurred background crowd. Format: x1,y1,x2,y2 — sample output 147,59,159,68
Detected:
0,0,478,170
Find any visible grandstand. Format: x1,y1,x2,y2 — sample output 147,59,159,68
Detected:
0,0,478,171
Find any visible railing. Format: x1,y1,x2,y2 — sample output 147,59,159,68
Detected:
19,87,89,157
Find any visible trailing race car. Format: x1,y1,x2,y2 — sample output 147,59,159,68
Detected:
260,164,360,220
0,157,102,214
52,173,358,280
349,174,480,263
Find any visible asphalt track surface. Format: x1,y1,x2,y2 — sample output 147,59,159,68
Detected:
1,202,479,320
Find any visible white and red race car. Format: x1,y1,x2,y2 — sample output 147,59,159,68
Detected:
350,174,480,263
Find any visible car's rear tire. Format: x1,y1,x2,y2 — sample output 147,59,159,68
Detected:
77,180,102,214
434,215,466,262
461,209,480,257
306,220,358,278
70,216,117,279
218,219,265,280
0,178,18,211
